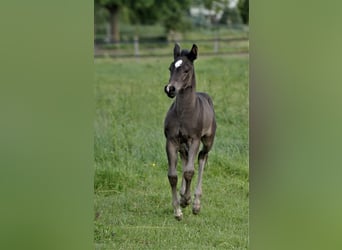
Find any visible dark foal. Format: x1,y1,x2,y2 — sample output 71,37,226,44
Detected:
164,43,216,220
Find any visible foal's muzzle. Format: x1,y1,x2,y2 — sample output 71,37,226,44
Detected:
164,85,176,98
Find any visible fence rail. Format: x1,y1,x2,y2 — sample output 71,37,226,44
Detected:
94,37,249,58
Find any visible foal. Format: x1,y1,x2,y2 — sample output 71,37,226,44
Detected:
164,44,216,220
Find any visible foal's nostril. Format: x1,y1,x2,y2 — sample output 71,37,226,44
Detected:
165,85,176,98
165,85,175,93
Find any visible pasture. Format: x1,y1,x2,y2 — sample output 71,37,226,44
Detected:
94,53,249,249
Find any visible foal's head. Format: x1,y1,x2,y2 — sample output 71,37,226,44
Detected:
164,43,198,98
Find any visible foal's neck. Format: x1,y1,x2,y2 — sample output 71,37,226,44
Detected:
176,75,197,114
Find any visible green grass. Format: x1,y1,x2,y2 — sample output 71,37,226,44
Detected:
94,54,249,249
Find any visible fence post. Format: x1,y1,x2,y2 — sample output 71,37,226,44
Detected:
134,36,139,57
214,38,219,53
214,26,219,53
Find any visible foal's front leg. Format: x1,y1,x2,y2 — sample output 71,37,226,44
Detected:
181,139,200,208
179,151,190,208
166,141,182,220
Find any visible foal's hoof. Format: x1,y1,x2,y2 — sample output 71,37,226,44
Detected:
175,214,183,221
174,208,183,221
192,205,201,215
180,196,191,208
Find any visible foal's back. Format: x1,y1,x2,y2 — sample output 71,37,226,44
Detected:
193,92,216,139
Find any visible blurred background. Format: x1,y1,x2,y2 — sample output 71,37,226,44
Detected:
94,0,249,57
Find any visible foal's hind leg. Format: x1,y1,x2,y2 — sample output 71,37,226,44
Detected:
193,136,214,215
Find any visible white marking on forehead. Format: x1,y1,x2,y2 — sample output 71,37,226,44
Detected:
175,59,183,68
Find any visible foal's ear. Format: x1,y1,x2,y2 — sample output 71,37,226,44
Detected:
174,43,181,60
187,44,198,61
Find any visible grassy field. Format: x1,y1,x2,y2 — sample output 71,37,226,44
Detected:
94,53,249,249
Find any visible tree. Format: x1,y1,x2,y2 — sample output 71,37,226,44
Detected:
238,0,249,24
95,0,192,42
95,0,123,42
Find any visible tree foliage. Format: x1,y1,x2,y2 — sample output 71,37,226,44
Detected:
158,0,192,32
194,0,248,26
95,0,249,42
129,0,192,31
95,0,192,42
219,6,243,25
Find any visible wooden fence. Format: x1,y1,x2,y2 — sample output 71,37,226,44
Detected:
94,37,249,58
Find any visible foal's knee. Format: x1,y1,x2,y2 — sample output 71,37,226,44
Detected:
183,170,194,181
168,175,178,187
198,150,208,161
